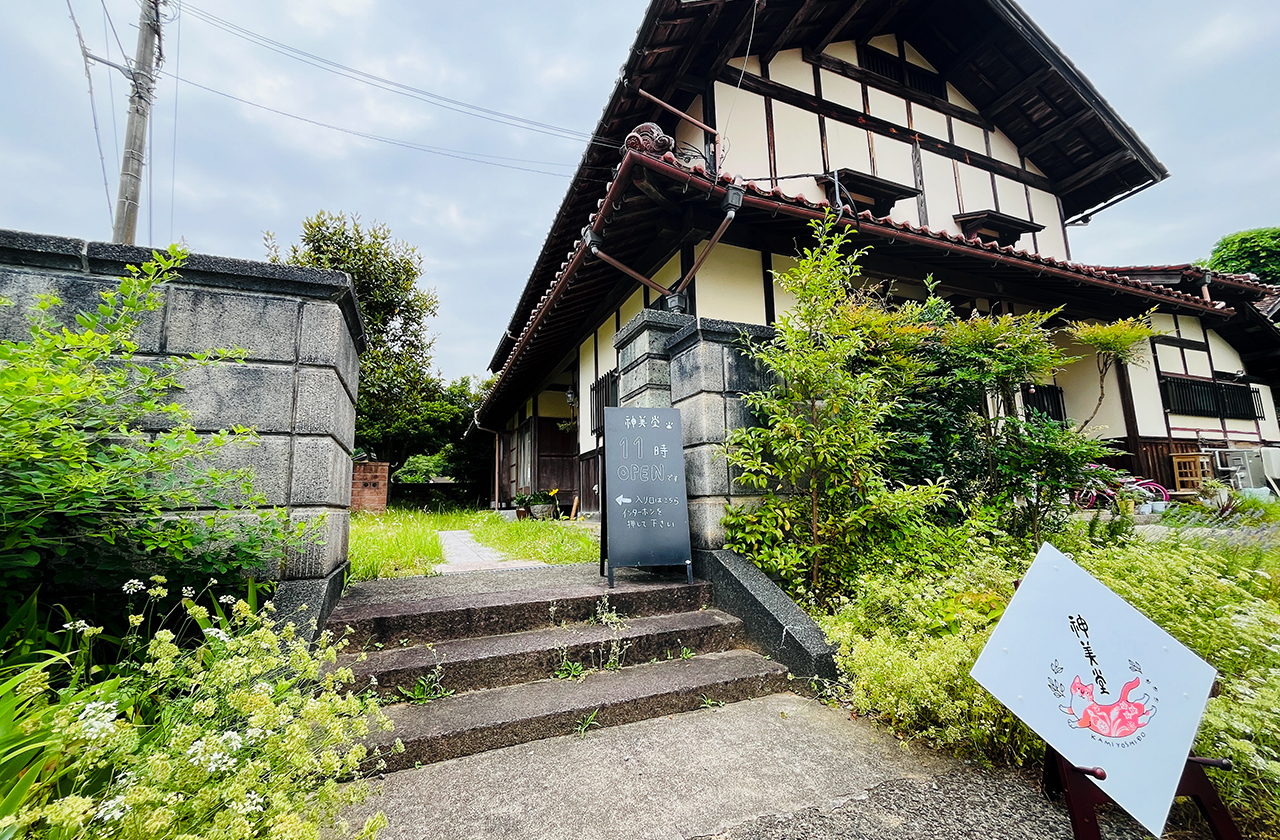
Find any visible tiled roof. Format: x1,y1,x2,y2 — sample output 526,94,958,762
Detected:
1104,263,1278,296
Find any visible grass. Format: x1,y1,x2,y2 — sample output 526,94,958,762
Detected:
347,507,600,581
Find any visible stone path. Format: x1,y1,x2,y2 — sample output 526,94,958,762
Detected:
435,530,546,574
348,693,1167,840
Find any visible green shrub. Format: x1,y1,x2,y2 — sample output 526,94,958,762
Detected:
1205,227,1280,281
0,248,300,606
0,582,393,839
391,447,452,484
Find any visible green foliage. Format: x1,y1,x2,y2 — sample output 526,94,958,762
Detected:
821,522,1280,837
723,217,949,598
0,582,392,840
397,666,453,704
468,512,597,565
1205,227,1280,281
393,447,453,484
271,212,445,466
0,248,299,604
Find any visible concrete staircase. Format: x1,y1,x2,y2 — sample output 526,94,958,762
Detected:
328,565,789,771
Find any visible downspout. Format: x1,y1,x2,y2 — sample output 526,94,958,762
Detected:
471,412,502,510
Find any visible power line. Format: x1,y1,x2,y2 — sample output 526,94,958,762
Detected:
102,2,120,169
163,70,587,178
97,0,126,57
67,0,115,227
181,4,621,151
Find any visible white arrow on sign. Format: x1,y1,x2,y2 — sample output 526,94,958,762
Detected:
615,495,632,505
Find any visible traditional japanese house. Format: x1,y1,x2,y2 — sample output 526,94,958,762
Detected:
474,0,1280,542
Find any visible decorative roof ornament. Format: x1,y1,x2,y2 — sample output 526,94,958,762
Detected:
623,122,674,156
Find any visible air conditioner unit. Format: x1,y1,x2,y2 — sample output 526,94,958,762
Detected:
1210,448,1266,490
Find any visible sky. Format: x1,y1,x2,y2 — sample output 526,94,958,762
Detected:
2,0,1277,382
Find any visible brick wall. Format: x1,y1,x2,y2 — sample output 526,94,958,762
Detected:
351,462,390,513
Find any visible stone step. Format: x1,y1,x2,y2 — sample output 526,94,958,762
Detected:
330,574,710,646
368,649,789,771
345,609,744,698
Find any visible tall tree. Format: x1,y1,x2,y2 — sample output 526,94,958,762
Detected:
268,212,442,464
1205,227,1280,281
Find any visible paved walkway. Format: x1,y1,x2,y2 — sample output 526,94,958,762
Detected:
349,693,1166,840
435,530,546,575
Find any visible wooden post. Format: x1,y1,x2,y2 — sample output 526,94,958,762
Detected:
112,0,161,245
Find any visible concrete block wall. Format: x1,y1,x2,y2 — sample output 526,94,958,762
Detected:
0,229,366,630
616,312,772,550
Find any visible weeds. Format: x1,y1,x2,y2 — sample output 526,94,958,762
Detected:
553,648,587,681
699,694,724,709
397,664,453,704
574,709,602,737
680,646,695,661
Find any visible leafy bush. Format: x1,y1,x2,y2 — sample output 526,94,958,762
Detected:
0,581,393,839
1205,227,1280,281
820,525,1280,837
392,447,452,484
0,248,299,605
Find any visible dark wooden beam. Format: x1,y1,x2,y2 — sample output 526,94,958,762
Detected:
715,66,1055,192
632,169,684,219
1054,148,1135,196
813,0,873,54
804,49,992,130
981,66,1054,117
937,29,996,80
861,0,912,43
1019,108,1094,159
656,4,725,116
762,0,822,66
711,0,769,73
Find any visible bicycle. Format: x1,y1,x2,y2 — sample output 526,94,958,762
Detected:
1072,465,1168,509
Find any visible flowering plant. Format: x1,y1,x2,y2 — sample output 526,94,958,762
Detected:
0,578,395,839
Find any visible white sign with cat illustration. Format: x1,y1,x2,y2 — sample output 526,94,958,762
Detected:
970,543,1216,837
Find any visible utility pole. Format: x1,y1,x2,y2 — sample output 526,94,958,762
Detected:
112,0,162,245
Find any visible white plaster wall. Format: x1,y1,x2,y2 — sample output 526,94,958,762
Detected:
539,390,573,419
1126,351,1168,437
695,243,767,325
823,41,859,66
957,162,995,214
675,96,705,158
920,150,962,236
714,80,770,185
910,104,948,140
771,253,799,317
577,335,595,452
820,69,862,112
994,175,1030,221
952,120,986,155
903,42,936,71
598,316,618,374
653,253,680,289
867,87,908,126
1150,313,1177,335
874,137,917,223
1027,188,1067,259
1207,329,1243,373
827,119,873,175
1258,384,1280,440
989,129,1021,166
772,101,824,200
1177,315,1205,342
868,34,898,54
1168,415,1225,437
1056,340,1128,437
768,49,814,94
620,287,644,329
947,83,979,113
1184,348,1212,378
1155,343,1185,375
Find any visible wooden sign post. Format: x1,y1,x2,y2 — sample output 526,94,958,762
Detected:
600,407,692,587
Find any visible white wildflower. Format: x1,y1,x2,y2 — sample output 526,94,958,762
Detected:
230,791,266,815
185,738,236,773
203,627,230,643
253,682,272,695
182,587,195,598
218,595,237,605
122,579,145,595
222,730,244,752
207,578,218,586
244,727,266,743
96,795,129,822
77,701,118,741
62,620,91,634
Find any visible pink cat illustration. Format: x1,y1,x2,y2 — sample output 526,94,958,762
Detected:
1060,676,1155,738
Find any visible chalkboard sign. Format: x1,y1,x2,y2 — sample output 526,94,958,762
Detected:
602,407,691,586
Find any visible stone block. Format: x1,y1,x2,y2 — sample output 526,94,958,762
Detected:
619,356,671,402
299,302,360,399
669,342,725,403
0,268,161,347
295,367,356,451
198,433,292,506
724,395,762,433
620,387,672,409
676,391,727,447
683,443,730,497
291,436,353,507
615,309,692,367
0,229,86,271
164,287,300,362
162,363,296,433
724,344,771,394
273,560,349,642
686,498,730,551
281,507,350,581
